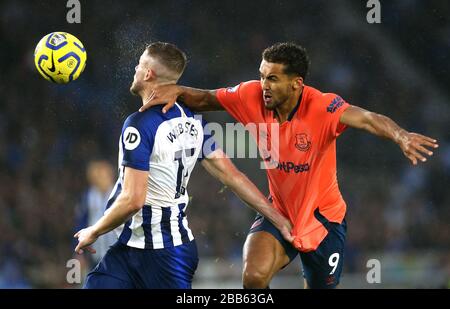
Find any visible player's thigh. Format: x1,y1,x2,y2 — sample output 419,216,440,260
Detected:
243,231,291,279
84,242,134,289
84,272,134,289
300,219,347,289
136,240,199,289
83,242,134,289
244,214,298,280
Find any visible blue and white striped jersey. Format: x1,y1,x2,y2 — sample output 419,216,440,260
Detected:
106,102,215,249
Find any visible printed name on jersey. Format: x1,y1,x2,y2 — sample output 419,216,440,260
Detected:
277,161,310,174
326,96,345,113
295,133,311,152
167,121,199,143
123,127,141,150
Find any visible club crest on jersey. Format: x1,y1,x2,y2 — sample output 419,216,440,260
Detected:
295,133,311,152
123,127,141,150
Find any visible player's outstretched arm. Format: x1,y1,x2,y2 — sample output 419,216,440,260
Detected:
74,167,148,254
139,84,223,113
201,149,294,243
340,106,439,165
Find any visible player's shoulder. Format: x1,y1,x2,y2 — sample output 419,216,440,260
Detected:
240,80,262,94
122,106,168,136
174,102,197,118
304,85,332,101
223,80,261,95
123,102,202,134
124,107,161,126
304,85,345,113
242,80,261,89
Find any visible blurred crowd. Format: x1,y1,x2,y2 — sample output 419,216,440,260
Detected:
0,0,448,287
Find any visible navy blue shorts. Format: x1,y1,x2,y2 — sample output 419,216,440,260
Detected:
249,209,347,289
84,240,199,289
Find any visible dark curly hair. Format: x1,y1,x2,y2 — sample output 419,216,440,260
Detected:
262,42,310,80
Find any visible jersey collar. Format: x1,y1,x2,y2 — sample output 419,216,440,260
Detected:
286,90,303,122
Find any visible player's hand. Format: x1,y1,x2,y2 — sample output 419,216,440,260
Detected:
74,226,98,255
274,217,295,244
139,83,181,113
397,131,438,165
279,225,295,244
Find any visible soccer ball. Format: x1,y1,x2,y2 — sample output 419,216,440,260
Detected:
34,32,87,84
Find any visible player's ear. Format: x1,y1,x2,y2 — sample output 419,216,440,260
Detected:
292,76,303,90
144,68,155,81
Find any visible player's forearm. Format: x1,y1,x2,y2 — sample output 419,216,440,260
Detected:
363,112,408,144
341,106,408,144
204,157,272,213
91,193,140,237
202,153,292,232
341,106,438,165
226,173,288,228
177,86,223,112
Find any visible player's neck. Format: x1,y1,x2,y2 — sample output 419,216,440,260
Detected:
274,88,303,123
140,87,155,106
141,81,177,106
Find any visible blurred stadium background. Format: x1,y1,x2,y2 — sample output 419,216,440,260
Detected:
0,0,449,288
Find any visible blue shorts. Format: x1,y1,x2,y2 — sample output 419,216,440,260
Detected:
84,240,199,289
249,209,347,289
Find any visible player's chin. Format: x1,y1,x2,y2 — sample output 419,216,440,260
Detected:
264,100,277,110
130,83,138,96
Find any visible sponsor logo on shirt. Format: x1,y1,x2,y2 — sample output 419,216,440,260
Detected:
326,96,345,113
123,127,141,150
276,161,310,174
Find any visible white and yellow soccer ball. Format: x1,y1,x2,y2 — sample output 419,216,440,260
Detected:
34,32,87,84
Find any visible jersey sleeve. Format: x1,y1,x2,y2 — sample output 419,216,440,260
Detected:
216,81,261,125
198,119,217,161
121,113,155,171
320,93,351,138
